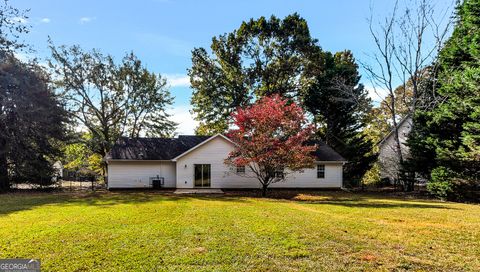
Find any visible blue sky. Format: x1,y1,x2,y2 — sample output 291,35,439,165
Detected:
15,0,453,134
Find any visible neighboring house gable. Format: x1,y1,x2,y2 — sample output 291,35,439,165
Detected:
378,115,412,181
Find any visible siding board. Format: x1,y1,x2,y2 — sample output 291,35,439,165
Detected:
107,161,176,188
176,136,343,188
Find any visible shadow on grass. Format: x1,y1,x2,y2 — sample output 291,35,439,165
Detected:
300,200,456,209
0,189,456,217
0,190,249,217
224,189,458,210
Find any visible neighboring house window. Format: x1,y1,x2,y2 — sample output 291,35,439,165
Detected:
317,164,325,179
236,165,245,174
274,167,284,179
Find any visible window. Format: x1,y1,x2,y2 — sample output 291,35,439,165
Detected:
236,165,245,174
317,164,325,179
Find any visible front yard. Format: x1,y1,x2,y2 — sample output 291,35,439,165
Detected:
0,190,479,271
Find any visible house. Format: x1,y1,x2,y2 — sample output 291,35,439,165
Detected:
105,134,346,189
378,115,412,182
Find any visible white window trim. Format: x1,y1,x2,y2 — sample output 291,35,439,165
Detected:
317,164,325,179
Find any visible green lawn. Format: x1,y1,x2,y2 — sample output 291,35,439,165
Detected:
0,191,479,271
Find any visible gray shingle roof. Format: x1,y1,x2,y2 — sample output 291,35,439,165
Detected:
312,141,346,162
106,135,346,162
106,135,211,160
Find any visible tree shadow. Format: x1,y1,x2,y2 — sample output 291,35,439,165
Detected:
0,189,250,217
300,199,456,209
224,189,458,209
0,189,457,217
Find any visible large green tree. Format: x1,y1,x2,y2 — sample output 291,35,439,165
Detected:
0,53,67,190
50,45,176,177
407,0,480,199
304,50,375,184
190,14,376,184
189,13,318,134
0,1,67,191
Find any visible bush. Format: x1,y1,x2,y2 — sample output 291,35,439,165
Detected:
361,163,382,187
427,167,454,200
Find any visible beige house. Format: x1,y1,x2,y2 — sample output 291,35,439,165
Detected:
105,134,346,189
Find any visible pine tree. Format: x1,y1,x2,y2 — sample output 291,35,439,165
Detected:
304,51,376,185
407,0,480,199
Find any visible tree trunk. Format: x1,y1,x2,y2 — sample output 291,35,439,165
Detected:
261,184,268,197
390,94,405,191
100,148,108,187
102,162,108,187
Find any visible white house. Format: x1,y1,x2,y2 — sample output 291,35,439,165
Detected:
378,115,412,182
105,134,346,189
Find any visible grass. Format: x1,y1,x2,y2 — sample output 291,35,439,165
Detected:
0,190,479,271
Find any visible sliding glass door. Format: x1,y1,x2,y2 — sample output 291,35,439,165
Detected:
194,164,211,187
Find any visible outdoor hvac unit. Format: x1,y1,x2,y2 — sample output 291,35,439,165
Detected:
149,175,165,189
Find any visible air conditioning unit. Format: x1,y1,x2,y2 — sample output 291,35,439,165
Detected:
149,175,165,189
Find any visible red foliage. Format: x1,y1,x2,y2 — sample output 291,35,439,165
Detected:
226,94,316,187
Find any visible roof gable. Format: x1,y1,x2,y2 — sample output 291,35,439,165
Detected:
378,114,413,146
172,134,235,161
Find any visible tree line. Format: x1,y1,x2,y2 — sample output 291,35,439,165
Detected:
0,0,478,200
0,0,176,189
189,13,376,186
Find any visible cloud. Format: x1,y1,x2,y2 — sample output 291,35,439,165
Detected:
168,106,198,135
364,84,390,104
79,17,95,24
14,52,30,62
40,18,51,23
164,74,190,87
10,17,28,24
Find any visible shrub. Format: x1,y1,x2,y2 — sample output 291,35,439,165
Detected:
361,163,381,186
427,167,454,199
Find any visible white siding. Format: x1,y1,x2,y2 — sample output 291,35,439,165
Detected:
107,161,176,188
379,116,412,180
270,163,343,188
175,136,343,188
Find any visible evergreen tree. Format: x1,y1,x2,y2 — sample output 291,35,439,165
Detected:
304,51,375,185
407,0,480,199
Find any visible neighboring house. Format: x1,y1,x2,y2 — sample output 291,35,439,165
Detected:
378,115,412,182
105,134,346,189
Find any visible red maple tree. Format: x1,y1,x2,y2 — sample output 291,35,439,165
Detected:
226,94,316,196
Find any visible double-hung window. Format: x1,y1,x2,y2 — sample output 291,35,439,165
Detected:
236,165,246,174
317,164,325,179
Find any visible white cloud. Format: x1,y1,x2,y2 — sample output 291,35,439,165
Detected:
79,17,95,24
364,84,390,104
40,18,51,23
168,106,198,135
10,17,28,24
164,74,190,87
14,52,31,62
